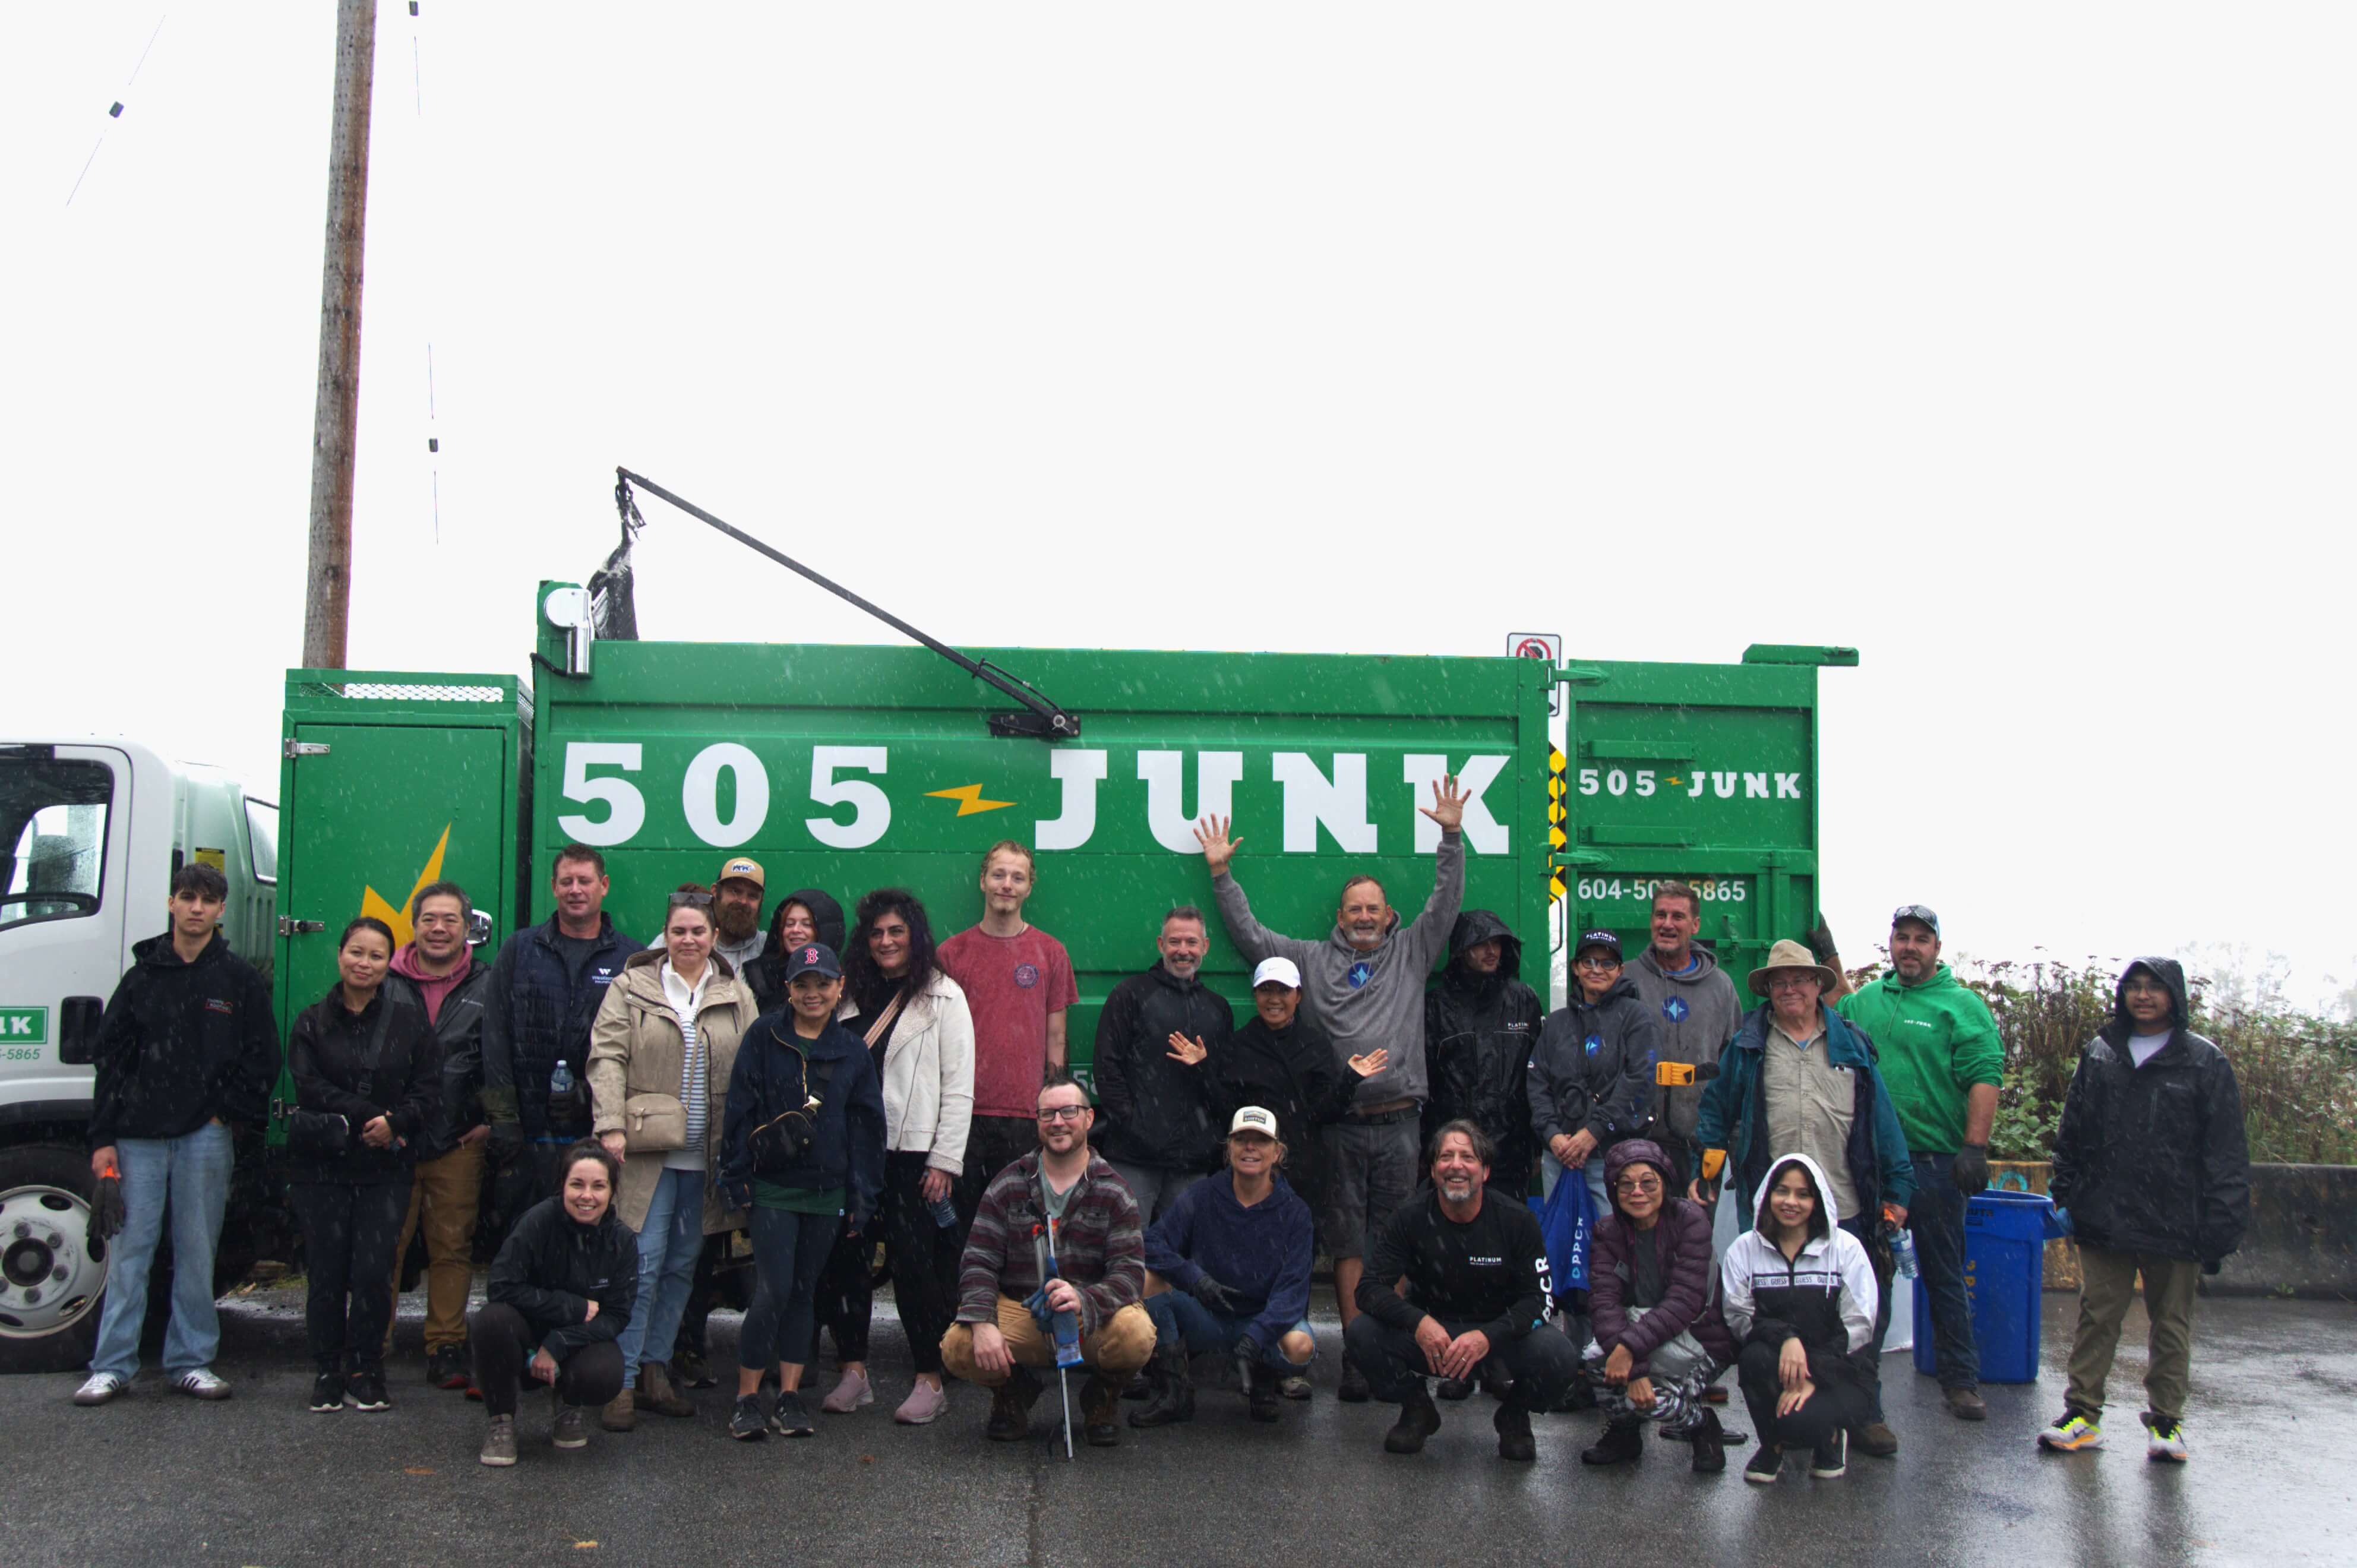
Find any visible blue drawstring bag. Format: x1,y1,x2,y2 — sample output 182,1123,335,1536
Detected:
1532,1169,1595,1295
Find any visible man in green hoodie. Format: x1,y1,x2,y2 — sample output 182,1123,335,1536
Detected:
1834,905,2001,1421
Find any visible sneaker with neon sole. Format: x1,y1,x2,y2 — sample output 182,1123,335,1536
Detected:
2144,1416,2188,1462
2038,1410,2105,1452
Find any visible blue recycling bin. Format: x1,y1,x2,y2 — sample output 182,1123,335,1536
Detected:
1912,1190,2051,1383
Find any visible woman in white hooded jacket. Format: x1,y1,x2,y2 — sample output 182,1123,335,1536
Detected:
805,887,975,1425
1720,1151,1880,1484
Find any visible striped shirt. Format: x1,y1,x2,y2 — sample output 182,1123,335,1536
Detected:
661,961,712,1171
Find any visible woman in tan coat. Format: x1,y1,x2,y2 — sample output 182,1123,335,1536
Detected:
587,887,756,1430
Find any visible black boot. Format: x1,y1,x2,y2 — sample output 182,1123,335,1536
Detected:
1129,1346,1195,1428
1243,1358,1282,1424
1384,1379,1442,1455
1582,1416,1644,1466
1495,1400,1537,1462
1689,1407,1727,1474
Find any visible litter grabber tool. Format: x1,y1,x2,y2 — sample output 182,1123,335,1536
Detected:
1023,1218,1085,1459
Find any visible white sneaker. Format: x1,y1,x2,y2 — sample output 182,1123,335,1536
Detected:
169,1367,232,1401
2144,1416,2189,1462
73,1371,129,1406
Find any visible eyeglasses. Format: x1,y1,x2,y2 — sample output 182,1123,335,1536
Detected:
1574,955,1622,972
1614,1176,1662,1195
1037,1105,1089,1123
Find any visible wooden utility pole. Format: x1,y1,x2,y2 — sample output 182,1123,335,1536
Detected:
301,0,377,669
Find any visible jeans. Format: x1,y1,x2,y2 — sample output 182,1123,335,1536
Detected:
1837,1213,1895,1421
617,1166,703,1387
290,1180,410,1377
470,1302,623,1418
390,1141,483,1354
740,1207,838,1371
90,1122,234,1378
1907,1153,1979,1389
1106,1161,1203,1228
1343,1313,1578,1412
1145,1289,1313,1369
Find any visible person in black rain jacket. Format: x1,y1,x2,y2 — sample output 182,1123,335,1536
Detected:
1094,907,1236,1222
2041,957,2249,1461
1423,909,1543,1195
285,917,443,1414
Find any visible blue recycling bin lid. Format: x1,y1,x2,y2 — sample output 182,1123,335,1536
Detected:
1965,1188,2054,1245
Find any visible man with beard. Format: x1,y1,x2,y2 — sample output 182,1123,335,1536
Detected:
1094,907,1234,1222
709,856,768,978
1343,1121,1573,1461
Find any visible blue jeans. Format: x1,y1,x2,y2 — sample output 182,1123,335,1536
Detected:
1909,1152,1979,1389
1145,1289,1313,1369
618,1166,703,1387
90,1122,233,1377
1838,1212,1895,1421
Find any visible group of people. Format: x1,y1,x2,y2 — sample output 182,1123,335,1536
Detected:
72,786,2254,1481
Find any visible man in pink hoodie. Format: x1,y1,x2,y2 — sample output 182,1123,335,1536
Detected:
383,881,495,1392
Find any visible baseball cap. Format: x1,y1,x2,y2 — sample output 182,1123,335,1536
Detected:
1574,929,1623,960
782,941,841,981
1251,956,1303,990
1230,1106,1280,1139
1891,904,1941,937
716,856,766,890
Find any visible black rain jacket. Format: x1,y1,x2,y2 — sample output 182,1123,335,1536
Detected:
485,1194,639,1360
1422,909,1543,1183
1212,1012,1360,1158
89,931,279,1147
479,914,639,1137
747,888,847,1014
2050,957,2251,1264
286,984,443,1184
1092,964,1235,1172
386,954,493,1161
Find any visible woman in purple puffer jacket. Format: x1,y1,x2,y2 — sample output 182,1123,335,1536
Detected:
1581,1137,1738,1472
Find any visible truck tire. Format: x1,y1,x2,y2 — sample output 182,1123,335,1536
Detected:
0,1144,108,1374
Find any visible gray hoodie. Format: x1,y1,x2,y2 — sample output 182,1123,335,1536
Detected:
1626,944,1743,1142
1211,833,1464,1107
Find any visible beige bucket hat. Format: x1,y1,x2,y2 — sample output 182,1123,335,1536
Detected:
1747,938,1840,999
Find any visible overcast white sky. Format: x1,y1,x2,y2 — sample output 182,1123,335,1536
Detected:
6,5,2350,1004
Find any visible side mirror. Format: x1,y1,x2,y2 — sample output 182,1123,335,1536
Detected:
467,911,494,948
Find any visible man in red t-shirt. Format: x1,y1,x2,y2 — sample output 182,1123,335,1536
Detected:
936,840,1079,1219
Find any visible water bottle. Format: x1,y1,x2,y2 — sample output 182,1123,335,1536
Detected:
1882,1206,1919,1279
549,1060,575,1099
928,1192,959,1228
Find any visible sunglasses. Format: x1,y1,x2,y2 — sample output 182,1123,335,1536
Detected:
668,891,714,909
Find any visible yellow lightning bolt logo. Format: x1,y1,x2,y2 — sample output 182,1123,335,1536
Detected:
924,784,1016,818
359,824,451,948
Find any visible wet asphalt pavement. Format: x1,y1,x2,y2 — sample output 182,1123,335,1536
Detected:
2,1286,2349,1568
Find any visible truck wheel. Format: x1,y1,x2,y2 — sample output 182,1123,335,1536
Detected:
0,1145,108,1374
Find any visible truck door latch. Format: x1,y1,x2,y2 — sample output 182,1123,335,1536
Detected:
283,741,331,759
279,917,327,935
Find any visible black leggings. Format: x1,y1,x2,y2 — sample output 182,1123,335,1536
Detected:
1737,1339,1875,1454
469,1302,623,1417
290,1180,410,1377
810,1152,959,1375
741,1207,838,1371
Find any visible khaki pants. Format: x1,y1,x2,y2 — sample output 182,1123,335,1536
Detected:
940,1297,1157,1386
2065,1244,2200,1424
390,1142,483,1354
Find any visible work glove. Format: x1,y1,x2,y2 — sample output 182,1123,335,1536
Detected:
1951,1143,1990,1196
1805,915,1839,965
1189,1273,1237,1314
87,1174,127,1260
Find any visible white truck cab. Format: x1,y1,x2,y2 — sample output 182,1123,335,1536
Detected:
0,739,276,1371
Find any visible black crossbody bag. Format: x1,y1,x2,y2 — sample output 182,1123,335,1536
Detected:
746,1035,839,1178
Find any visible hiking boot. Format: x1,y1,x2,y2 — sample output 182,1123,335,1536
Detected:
308,1372,348,1413
1811,1428,1848,1478
638,1361,696,1418
552,1399,589,1450
1130,1346,1195,1429
1082,1373,1126,1446
600,1388,636,1432
671,1345,716,1389
73,1371,129,1407
1435,1376,1473,1402
479,1414,518,1466
769,1389,816,1437
1495,1400,1537,1462
1745,1443,1784,1484
1944,1384,1988,1421
819,1367,873,1414
1278,1375,1312,1401
1383,1381,1442,1455
1338,1360,1372,1403
986,1369,1042,1442
427,1343,471,1391
2037,1408,2104,1452
2143,1415,2189,1463
169,1367,232,1401
1244,1360,1282,1424
346,1373,390,1412
1852,1421,1897,1458
728,1393,767,1441
1581,1416,1644,1466
1689,1407,1728,1474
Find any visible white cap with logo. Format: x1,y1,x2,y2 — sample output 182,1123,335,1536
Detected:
1250,956,1302,990
1229,1106,1280,1139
